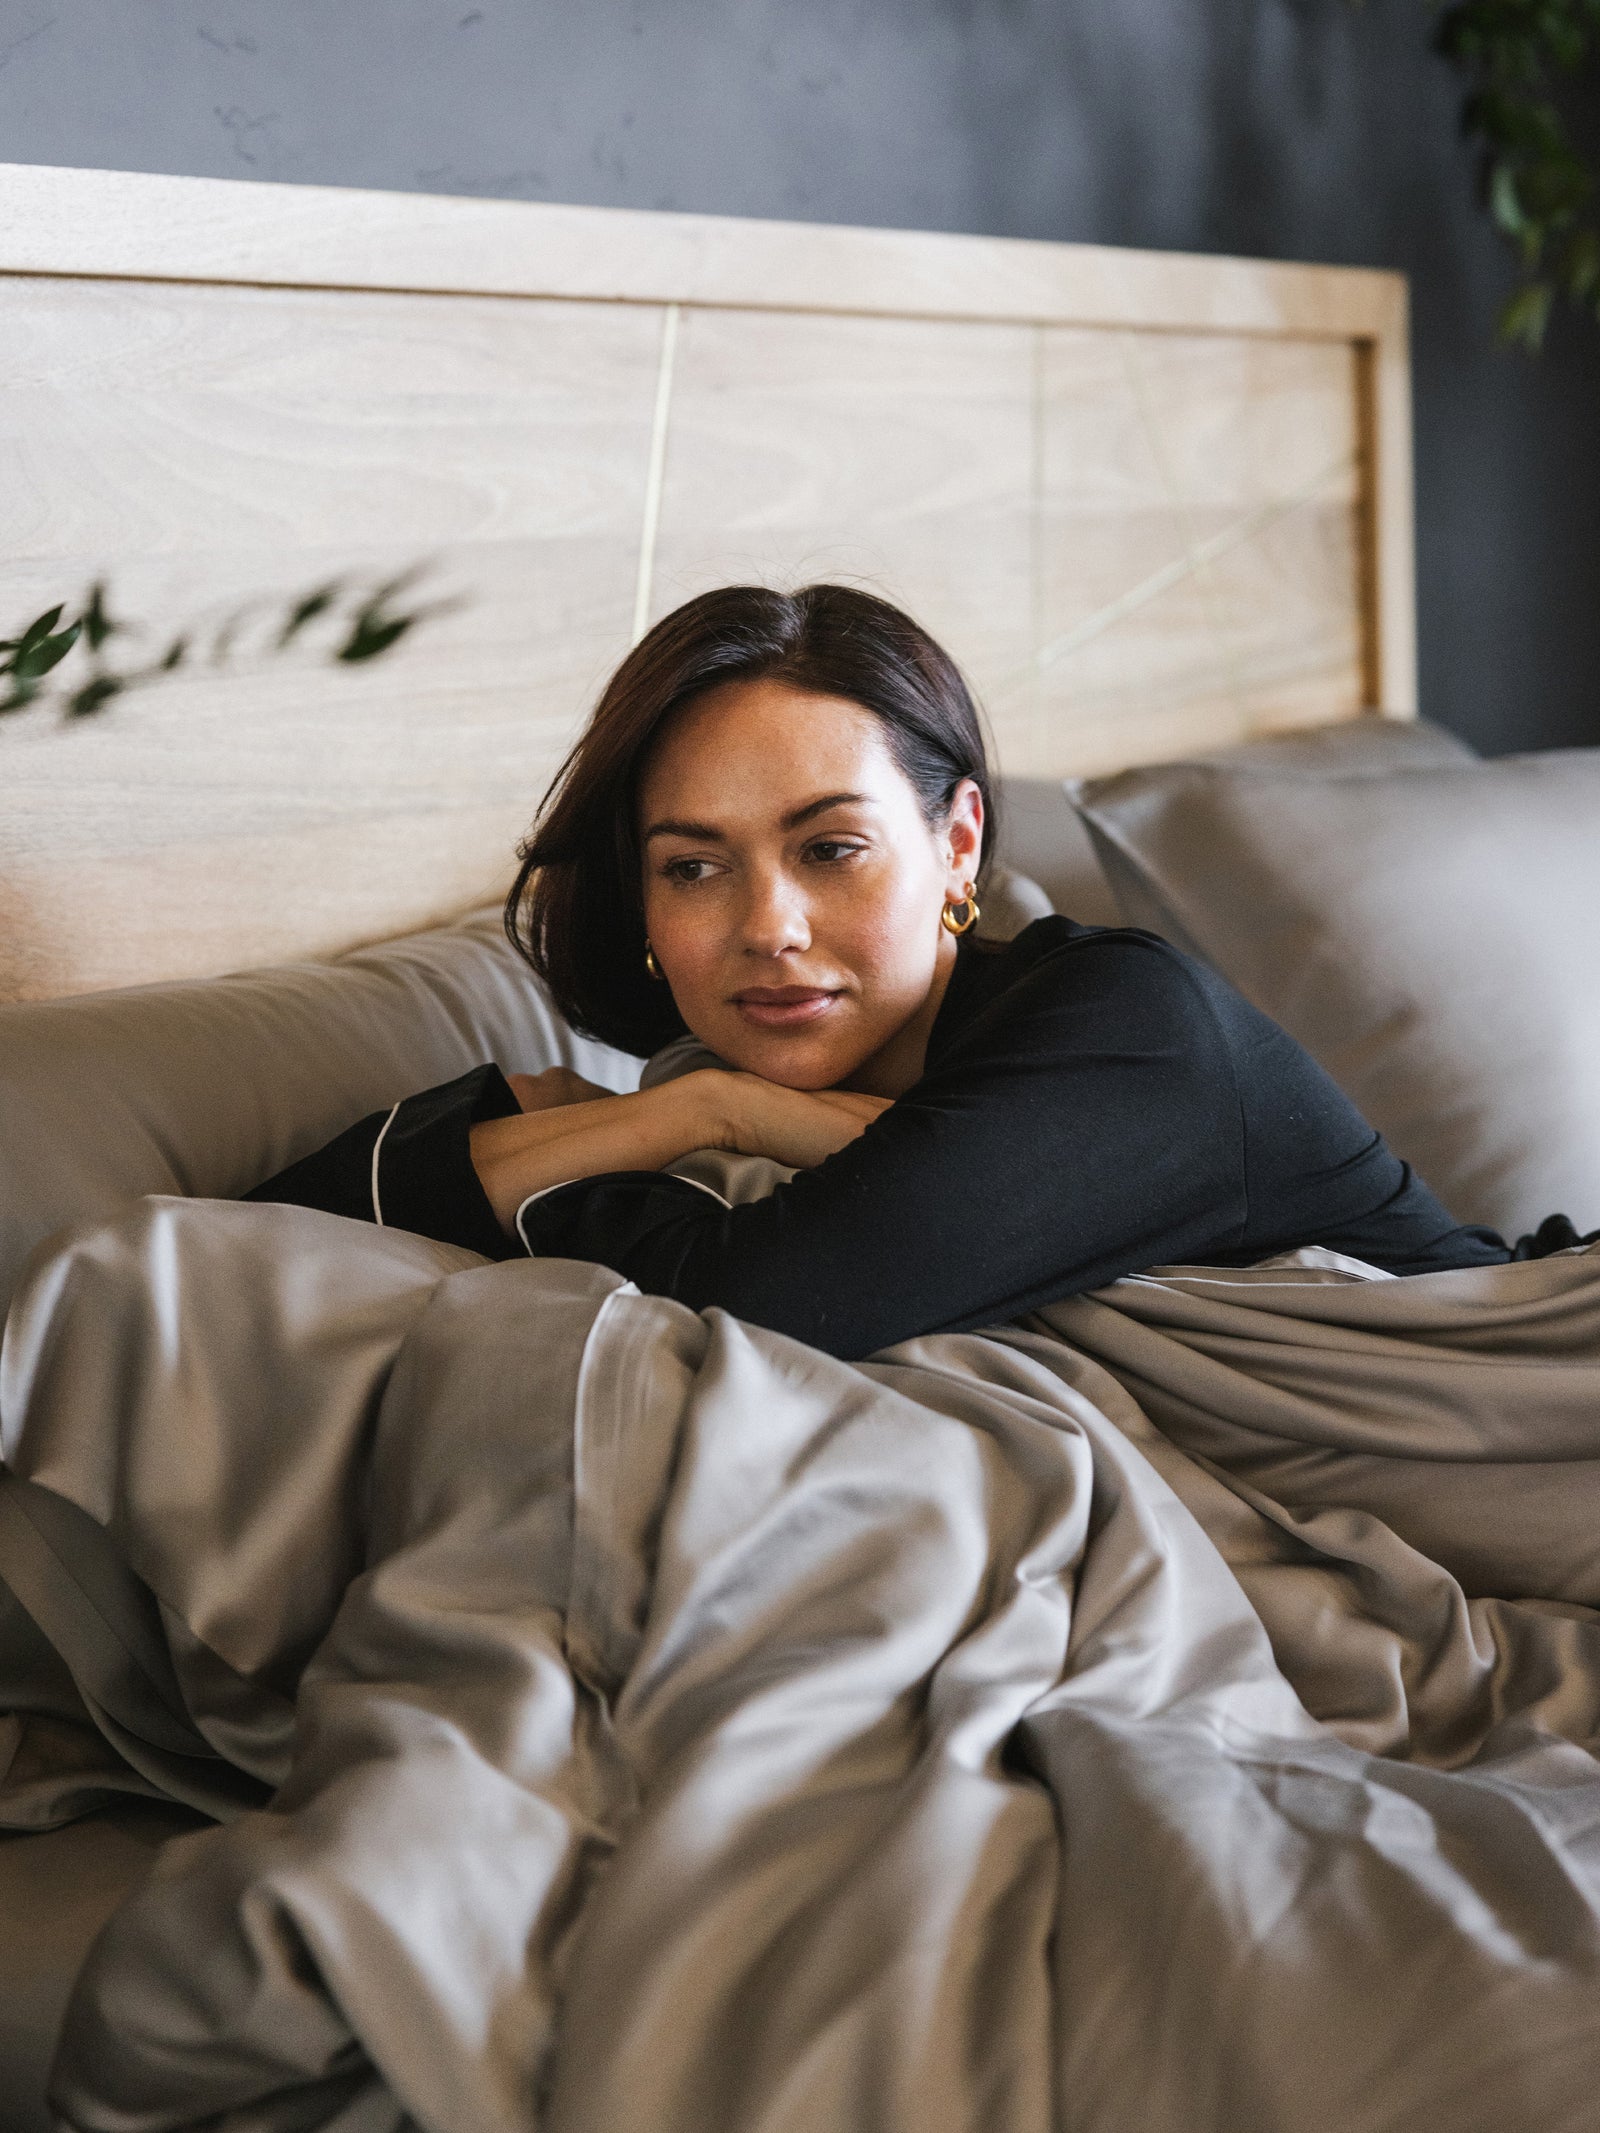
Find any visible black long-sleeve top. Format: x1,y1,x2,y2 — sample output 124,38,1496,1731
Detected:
247,918,1511,1360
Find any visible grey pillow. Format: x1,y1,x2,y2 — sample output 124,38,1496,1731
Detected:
0,908,639,1327
997,719,1473,929
974,862,1055,941
991,781,1125,927
1069,747,1600,1240
1155,715,1475,778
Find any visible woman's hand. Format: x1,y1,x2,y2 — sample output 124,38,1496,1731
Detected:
697,1070,892,1170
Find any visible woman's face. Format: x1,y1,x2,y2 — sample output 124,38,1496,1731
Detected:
637,676,983,1094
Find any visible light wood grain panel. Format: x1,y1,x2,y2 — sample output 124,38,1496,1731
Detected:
1130,331,1366,734
0,811,523,1006
1,161,1409,339
0,275,664,998
1010,324,1369,776
1117,331,1360,508
644,306,1035,709
1004,325,1196,769
1198,494,1366,732
0,276,658,552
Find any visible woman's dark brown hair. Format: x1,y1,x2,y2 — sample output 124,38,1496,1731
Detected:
505,584,997,1057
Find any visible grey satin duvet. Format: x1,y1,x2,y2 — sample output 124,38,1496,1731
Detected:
4,1196,1600,2132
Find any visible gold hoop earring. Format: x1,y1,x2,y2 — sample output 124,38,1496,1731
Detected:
644,943,665,980
940,883,980,937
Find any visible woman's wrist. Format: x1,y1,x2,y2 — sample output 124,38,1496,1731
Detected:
668,1068,738,1153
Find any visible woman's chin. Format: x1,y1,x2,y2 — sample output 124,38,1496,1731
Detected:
707,1021,864,1091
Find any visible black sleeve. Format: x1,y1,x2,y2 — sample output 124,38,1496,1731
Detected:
244,1063,523,1262
517,936,1247,1360
1511,1214,1600,1259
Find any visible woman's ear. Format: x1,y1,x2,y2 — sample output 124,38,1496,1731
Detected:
943,778,985,890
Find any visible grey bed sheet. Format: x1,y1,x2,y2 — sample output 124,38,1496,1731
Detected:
0,1805,204,2133
7,1191,1600,2131
0,1577,209,2131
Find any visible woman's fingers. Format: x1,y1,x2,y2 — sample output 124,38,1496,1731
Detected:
718,1073,890,1123
714,1074,892,1168
809,1088,894,1124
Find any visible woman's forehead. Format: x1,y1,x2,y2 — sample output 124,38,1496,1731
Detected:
640,679,904,816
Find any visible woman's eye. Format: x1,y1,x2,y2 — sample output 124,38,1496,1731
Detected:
806,839,863,864
664,857,717,884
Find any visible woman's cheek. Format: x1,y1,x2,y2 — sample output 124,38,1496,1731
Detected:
664,943,723,1020
646,890,713,977
843,881,938,992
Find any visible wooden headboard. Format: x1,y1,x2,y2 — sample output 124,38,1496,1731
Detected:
0,162,1414,1002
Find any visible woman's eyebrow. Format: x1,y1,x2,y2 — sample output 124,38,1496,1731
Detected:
643,816,725,843
644,792,872,843
782,790,872,829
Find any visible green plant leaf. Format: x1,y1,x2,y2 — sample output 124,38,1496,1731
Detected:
14,619,82,681
1433,0,1600,350
1567,227,1600,297
1491,160,1528,235
2,562,445,733
1499,278,1556,346
277,582,342,648
333,567,442,664
14,606,66,659
336,612,415,663
81,581,122,653
65,674,125,720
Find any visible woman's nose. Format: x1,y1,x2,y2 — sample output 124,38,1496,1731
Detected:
738,869,812,956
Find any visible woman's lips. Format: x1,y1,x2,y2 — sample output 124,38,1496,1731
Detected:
731,987,841,1029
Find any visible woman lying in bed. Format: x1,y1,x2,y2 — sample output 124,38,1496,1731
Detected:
249,583,1509,1359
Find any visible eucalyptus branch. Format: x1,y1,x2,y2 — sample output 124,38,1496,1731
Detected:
1435,0,1600,349
0,567,458,725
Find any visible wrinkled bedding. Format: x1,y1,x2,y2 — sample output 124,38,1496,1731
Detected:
4,1197,1600,2132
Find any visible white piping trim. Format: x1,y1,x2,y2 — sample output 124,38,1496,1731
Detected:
369,1102,401,1225
630,301,679,645
513,1179,576,1257
514,1179,576,1218
513,1168,730,1256
663,1172,732,1208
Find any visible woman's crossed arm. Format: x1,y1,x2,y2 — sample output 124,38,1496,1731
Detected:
469,1069,890,1231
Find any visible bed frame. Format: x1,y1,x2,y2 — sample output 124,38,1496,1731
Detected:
0,162,1414,1003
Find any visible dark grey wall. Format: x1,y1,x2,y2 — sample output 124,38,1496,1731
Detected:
3,0,1595,754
